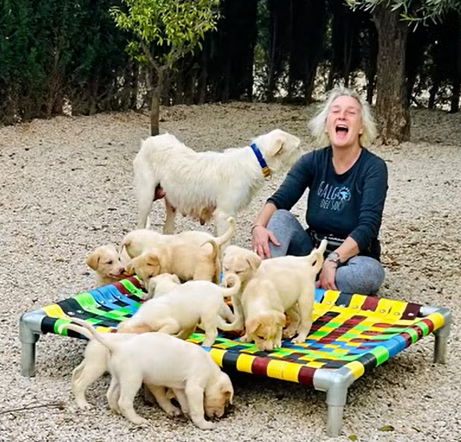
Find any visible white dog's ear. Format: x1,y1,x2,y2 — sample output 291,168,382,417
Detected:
222,386,234,405
246,253,262,270
85,251,100,270
268,138,285,157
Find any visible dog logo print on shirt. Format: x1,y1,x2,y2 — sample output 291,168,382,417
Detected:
317,181,351,212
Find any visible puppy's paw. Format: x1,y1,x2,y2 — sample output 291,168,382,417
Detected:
239,334,252,343
164,405,182,417
282,328,297,339
75,400,93,410
130,416,149,426
194,419,215,430
290,335,306,345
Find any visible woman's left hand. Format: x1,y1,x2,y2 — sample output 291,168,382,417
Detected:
316,261,338,291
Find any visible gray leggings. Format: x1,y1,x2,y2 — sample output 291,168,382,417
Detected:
266,209,385,295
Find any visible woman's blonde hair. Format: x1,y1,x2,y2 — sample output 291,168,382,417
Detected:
308,86,377,147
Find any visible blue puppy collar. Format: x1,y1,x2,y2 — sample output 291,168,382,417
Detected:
250,143,271,178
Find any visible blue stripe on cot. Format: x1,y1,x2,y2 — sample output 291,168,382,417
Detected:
97,284,141,309
314,288,325,303
381,335,407,358
88,288,126,311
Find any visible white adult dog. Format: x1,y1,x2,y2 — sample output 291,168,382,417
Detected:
133,129,302,236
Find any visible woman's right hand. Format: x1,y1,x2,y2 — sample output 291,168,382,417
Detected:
251,225,280,259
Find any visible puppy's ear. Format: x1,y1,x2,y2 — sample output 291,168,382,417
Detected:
85,251,100,270
146,253,160,267
246,253,262,270
246,317,260,336
222,386,234,405
125,261,135,276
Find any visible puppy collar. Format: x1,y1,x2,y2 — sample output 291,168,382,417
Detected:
250,143,271,178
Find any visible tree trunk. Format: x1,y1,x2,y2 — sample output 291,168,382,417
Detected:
373,5,410,144
450,15,461,113
150,68,164,136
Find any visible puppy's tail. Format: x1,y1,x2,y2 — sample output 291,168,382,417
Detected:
58,322,94,341
214,217,236,247
307,239,328,275
61,317,116,353
220,274,241,298
202,238,219,262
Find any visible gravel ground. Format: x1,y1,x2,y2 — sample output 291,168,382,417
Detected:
0,103,460,442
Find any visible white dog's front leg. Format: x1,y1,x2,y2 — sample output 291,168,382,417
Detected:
185,384,214,430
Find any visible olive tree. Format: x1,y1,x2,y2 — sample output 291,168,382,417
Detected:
346,0,461,145
110,0,220,135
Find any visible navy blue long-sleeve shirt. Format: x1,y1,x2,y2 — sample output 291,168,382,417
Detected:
267,146,388,260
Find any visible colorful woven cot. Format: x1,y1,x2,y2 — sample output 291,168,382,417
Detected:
19,276,451,437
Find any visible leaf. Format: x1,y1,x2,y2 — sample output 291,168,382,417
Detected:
378,425,395,432
348,435,358,441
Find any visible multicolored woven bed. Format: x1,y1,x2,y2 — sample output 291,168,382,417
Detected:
19,276,451,437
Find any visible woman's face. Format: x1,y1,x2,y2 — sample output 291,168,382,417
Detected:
325,95,363,149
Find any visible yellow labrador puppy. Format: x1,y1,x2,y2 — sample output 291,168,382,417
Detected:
127,238,220,285
117,277,240,346
223,241,327,351
58,322,180,416
121,217,235,259
67,318,234,430
85,244,130,286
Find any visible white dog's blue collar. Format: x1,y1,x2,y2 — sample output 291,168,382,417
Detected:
250,143,271,178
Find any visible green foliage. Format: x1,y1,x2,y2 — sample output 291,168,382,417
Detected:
109,0,220,70
345,0,461,24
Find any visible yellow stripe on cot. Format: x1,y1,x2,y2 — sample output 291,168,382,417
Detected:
209,348,225,367
43,304,66,318
269,360,300,383
236,354,255,373
425,312,446,331
344,361,365,379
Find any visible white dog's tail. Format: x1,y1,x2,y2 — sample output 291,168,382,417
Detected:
59,317,116,352
214,217,236,247
307,239,328,275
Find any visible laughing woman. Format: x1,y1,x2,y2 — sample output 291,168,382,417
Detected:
251,87,388,295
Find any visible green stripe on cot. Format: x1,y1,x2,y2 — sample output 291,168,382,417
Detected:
120,279,145,297
406,327,419,343
54,318,70,335
369,346,389,365
73,292,126,321
416,321,430,337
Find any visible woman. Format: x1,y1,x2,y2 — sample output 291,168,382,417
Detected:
251,87,388,295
